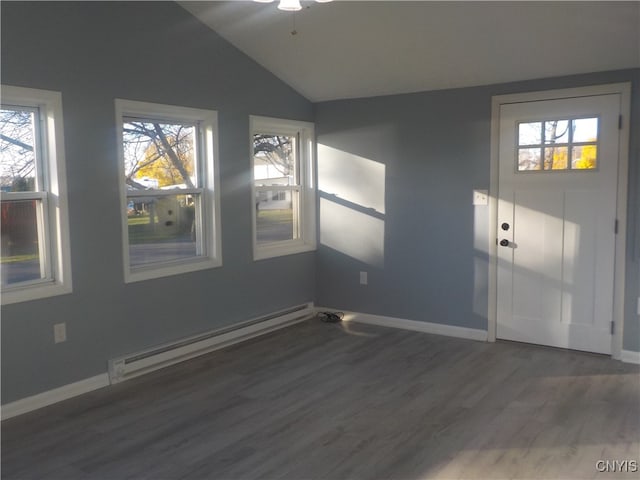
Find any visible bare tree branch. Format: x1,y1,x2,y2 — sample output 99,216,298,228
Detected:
153,123,194,188
0,134,33,152
254,134,293,177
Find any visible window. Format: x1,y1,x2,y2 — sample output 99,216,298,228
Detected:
517,117,599,171
1,86,72,304
116,100,221,282
251,116,316,260
271,191,287,202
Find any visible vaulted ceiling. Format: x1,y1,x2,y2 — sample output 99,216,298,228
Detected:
180,1,640,102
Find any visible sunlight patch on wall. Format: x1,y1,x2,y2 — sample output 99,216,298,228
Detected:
318,144,386,214
318,143,386,267
320,198,385,267
473,202,490,319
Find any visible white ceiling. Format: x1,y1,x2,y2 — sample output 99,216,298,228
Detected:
180,1,640,102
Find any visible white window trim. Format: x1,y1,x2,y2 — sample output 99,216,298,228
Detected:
250,115,317,261
115,99,222,283
1,86,72,304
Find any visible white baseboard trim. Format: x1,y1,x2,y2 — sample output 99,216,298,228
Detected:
621,349,640,364
109,302,314,384
1,373,110,421
317,307,488,342
3,303,316,420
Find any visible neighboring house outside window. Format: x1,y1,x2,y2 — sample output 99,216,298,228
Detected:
251,116,316,260
115,99,221,282
0,86,72,304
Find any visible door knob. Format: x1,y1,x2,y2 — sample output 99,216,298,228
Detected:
500,239,509,247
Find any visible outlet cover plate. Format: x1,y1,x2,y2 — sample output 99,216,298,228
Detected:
54,323,66,343
473,189,489,206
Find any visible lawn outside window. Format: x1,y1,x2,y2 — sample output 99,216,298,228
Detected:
251,116,316,260
116,100,221,282
0,86,72,304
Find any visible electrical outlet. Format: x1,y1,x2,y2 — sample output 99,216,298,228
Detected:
360,271,368,285
473,189,488,206
54,323,66,343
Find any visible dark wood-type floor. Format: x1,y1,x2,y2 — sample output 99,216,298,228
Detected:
2,319,639,479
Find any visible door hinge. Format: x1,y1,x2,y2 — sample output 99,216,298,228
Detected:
611,321,615,335
619,115,623,130
614,219,619,234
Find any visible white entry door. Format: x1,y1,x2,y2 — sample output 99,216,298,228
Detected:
496,93,622,354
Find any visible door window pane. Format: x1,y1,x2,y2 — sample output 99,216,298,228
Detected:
518,148,542,171
1,200,43,285
544,120,569,144
516,116,599,172
572,117,598,143
572,145,597,170
544,146,569,170
518,122,542,146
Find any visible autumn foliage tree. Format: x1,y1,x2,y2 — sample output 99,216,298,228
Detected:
543,120,597,170
135,134,194,187
123,122,195,189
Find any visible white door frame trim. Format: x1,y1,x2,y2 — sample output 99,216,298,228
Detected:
488,82,631,360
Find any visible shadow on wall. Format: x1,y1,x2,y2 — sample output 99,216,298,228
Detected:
318,144,386,268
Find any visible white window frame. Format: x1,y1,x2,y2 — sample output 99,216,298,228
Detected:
1,86,72,304
250,116,316,260
115,99,221,283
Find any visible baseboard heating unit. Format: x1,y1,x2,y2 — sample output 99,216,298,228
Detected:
108,302,314,384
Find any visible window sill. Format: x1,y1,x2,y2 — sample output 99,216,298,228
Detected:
1,282,72,305
125,256,222,283
253,242,316,261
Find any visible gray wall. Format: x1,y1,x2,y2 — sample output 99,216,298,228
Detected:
0,1,315,404
2,2,638,406
315,70,640,352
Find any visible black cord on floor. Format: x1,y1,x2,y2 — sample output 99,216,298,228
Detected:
317,311,344,323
